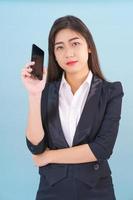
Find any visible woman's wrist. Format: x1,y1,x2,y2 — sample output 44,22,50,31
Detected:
28,93,42,105
48,149,56,164
28,93,42,115
28,92,42,99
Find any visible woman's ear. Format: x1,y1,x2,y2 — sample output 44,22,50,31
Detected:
88,49,91,53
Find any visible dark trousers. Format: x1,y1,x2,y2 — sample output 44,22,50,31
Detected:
36,166,116,200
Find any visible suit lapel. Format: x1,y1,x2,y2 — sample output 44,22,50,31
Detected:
47,75,103,148
72,75,103,146
47,80,70,148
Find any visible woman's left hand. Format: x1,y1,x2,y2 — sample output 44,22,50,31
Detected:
32,147,53,167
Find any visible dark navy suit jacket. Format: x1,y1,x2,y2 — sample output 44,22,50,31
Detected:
26,74,124,188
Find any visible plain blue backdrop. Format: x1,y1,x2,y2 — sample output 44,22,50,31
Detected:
0,0,133,199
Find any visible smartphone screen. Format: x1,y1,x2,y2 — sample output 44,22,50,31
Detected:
31,44,44,80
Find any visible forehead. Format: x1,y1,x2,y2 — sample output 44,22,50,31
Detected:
55,28,85,43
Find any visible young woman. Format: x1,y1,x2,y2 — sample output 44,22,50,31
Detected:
21,15,124,200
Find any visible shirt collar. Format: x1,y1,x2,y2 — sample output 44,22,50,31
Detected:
60,70,93,91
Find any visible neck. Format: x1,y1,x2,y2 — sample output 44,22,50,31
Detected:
65,67,90,94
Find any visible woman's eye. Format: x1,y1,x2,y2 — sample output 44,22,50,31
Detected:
72,42,80,46
56,46,63,50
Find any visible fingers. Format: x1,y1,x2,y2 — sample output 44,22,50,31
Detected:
21,62,47,82
25,61,35,68
21,61,35,79
21,69,32,78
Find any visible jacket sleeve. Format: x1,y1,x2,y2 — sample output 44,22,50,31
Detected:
26,84,49,155
26,135,48,155
89,82,124,161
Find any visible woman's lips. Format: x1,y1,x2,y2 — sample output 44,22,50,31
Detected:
66,61,78,66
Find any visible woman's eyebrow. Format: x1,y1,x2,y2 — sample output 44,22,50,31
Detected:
54,37,80,46
69,37,80,42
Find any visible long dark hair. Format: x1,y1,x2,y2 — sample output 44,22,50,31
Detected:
46,15,105,83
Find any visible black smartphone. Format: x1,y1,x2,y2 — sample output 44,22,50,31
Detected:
31,44,44,80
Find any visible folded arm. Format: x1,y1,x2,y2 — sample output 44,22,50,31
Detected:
31,82,124,165
49,82,124,164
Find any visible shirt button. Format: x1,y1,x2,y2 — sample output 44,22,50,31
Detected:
93,163,99,170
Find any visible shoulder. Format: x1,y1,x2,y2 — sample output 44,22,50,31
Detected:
103,80,123,92
41,80,60,97
42,82,49,95
101,79,124,100
41,82,51,102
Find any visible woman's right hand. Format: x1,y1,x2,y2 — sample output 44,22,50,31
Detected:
21,61,47,96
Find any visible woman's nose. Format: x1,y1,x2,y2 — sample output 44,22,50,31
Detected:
65,48,74,58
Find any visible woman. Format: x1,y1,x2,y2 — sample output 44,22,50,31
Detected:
21,15,124,200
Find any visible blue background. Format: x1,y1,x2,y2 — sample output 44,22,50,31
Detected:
0,0,133,199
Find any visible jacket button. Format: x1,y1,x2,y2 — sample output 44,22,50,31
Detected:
93,163,99,170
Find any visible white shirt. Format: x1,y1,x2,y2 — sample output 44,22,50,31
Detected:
59,70,93,147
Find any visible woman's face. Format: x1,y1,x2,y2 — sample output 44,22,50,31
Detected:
54,28,90,75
